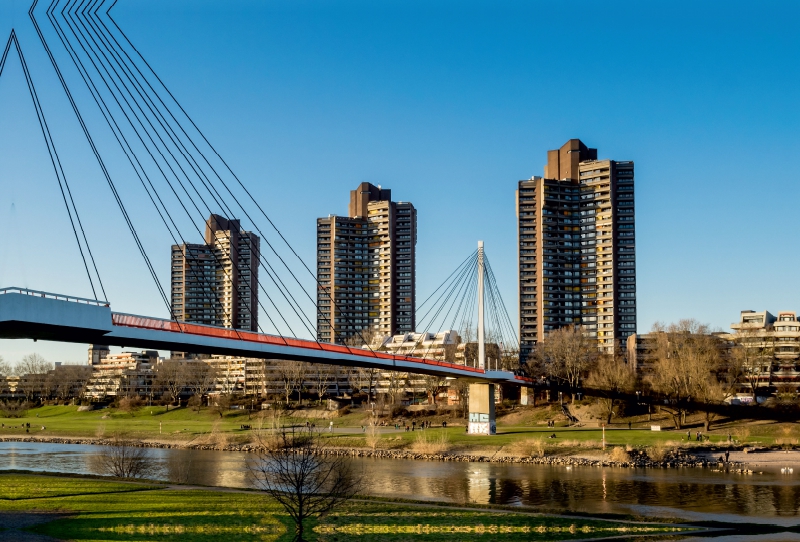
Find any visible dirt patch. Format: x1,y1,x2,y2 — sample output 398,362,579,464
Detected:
0,511,67,541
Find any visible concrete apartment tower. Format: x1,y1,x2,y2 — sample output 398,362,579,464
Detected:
516,139,636,359
317,183,417,344
171,214,260,331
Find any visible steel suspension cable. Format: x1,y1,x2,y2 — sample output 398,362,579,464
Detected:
99,5,385,354
0,30,101,301
57,0,278,339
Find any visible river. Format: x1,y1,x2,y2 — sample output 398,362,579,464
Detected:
2,441,800,530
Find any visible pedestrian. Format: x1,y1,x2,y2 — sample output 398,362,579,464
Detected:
725,450,730,463
628,421,632,430
687,430,691,441
696,431,700,442
329,421,334,433
727,433,732,443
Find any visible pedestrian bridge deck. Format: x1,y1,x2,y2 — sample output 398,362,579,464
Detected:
0,287,532,384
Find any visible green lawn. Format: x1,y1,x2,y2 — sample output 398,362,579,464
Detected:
0,405,259,441
0,474,689,541
0,404,791,453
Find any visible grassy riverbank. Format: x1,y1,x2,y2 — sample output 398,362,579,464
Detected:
1,404,796,457
0,473,690,541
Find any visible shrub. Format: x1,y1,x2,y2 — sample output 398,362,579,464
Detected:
117,396,143,413
391,406,408,418
187,395,203,412
365,423,381,451
647,444,668,462
733,426,751,443
510,438,546,458
90,433,153,479
607,446,629,463
410,431,450,454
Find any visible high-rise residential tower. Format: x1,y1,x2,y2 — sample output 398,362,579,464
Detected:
517,139,636,358
317,183,417,344
171,214,260,331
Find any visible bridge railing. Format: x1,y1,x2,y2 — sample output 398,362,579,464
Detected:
0,287,109,307
111,312,486,374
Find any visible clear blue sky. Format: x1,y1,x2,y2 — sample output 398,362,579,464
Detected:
0,0,798,364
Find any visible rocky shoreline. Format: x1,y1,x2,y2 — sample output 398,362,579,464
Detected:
0,435,750,470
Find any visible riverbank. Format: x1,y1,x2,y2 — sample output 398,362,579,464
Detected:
2,404,798,470
4,433,791,472
0,473,694,541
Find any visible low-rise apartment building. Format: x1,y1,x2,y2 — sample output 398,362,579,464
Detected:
626,310,800,397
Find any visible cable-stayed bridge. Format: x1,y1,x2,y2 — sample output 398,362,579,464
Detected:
0,0,528,414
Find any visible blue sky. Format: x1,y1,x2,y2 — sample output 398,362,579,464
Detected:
0,0,798,364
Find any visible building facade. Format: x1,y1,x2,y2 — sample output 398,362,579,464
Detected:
171,214,260,331
517,139,636,358
317,183,417,344
726,310,800,395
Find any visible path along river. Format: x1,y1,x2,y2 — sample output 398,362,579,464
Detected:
2,441,800,531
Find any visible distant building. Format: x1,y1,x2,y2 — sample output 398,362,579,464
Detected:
84,351,160,400
88,344,110,365
517,139,636,358
171,214,260,331
317,183,417,344
627,310,800,397
725,310,800,395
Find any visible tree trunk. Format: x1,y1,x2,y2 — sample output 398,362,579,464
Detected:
672,410,681,430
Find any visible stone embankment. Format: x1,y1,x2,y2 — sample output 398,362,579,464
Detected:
0,436,742,469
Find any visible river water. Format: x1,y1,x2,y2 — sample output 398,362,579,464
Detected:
2,441,800,530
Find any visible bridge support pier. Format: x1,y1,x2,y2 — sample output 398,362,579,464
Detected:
467,383,496,435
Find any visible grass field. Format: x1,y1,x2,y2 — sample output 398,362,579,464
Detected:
0,473,690,541
0,404,793,454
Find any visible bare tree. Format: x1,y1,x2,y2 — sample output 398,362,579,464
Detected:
0,355,12,378
586,351,635,424
276,361,308,406
15,353,53,402
310,363,333,404
210,393,232,418
248,427,363,541
534,326,596,402
730,326,774,400
422,374,445,405
450,379,469,416
155,360,190,405
185,362,217,406
54,365,92,402
90,433,153,479
646,320,724,429
357,367,379,399
386,371,405,405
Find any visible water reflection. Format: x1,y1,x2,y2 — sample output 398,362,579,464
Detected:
2,442,800,526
